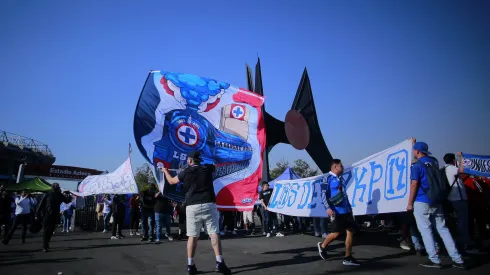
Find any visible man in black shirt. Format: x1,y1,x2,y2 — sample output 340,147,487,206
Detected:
259,182,281,237
161,151,231,275
0,186,13,240
154,191,173,243
140,186,156,242
36,183,71,252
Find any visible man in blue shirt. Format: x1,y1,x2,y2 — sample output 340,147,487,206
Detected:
407,140,464,269
317,159,360,266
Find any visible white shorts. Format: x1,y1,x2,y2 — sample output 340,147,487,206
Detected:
186,203,219,237
243,211,253,224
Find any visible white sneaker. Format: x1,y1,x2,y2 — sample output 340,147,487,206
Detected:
314,232,320,237
322,233,328,238
102,230,107,233
276,232,284,237
266,233,271,238
61,230,65,233
111,236,118,240
135,232,141,236
130,232,134,236
168,235,174,241
263,232,266,236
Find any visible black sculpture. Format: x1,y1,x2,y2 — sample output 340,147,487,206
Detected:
246,58,333,181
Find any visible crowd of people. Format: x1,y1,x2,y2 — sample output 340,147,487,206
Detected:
1,142,490,274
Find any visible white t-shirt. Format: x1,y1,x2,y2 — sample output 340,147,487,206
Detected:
103,198,113,214
445,164,467,201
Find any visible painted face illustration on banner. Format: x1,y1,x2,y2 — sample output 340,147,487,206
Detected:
133,71,266,210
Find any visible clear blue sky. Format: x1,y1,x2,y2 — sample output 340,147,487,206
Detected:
1,0,489,174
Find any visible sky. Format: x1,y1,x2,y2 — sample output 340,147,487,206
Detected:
1,0,489,177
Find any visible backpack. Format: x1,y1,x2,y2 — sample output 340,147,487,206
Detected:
417,157,450,205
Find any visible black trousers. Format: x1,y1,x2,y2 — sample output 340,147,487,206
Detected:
43,215,57,249
112,215,124,236
0,214,11,239
129,210,140,231
4,214,30,243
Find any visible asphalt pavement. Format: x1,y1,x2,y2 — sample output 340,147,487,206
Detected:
0,227,489,275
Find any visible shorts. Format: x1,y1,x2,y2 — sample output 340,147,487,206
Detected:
243,211,253,224
186,202,219,237
329,213,358,233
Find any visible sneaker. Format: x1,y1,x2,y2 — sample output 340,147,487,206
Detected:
61,230,65,233
215,261,231,274
322,233,328,238
262,232,266,236
154,239,161,244
266,233,271,238
420,261,442,268
135,232,141,236
140,237,148,242
452,262,466,269
400,241,411,251
187,264,197,275
42,248,49,252
102,230,107,233
276,232,284,237
119,234,125,239
111,236,119,240
166,235,174,241
314,232,320,237
149,238,155,243
465,247,484,255
317,242,327,260
232,231,237,235
343,256,360,266
130,231,134,236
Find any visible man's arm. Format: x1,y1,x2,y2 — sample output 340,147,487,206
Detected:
161,168,180,185
320,176,333,211
408,180,419,207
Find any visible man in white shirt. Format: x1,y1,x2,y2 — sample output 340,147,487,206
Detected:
443,153,477,253
2,189,33,245
102,194,113,233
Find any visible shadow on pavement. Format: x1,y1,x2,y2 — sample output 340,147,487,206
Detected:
0,257,93,266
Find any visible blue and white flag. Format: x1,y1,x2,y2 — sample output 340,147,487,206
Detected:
461,153,490,177
267,139,413,217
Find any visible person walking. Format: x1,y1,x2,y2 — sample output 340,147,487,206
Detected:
317,159,360,266
0,186,14,240
259,182,283,237
154,191,174,243
60,196,75,233
102,194,113,233
110,195,126,239
140,187,156,242
36,183,71,252
2,189,34,245
407,140,465,268
161,151,231,275
129,194,141,236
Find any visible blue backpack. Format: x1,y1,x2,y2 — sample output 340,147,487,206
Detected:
417,157,450,205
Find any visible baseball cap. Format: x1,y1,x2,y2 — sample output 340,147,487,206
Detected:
413,142,432,155
188,151,201,160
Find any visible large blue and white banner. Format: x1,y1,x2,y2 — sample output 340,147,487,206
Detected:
461,153,490,177
267,139,412,217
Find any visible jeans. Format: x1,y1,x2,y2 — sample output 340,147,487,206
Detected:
4,214,30,243
103,212,112,231
451,200,473,247
62,212,72,232
413,202,463,264
141,210,154,238
263,210,278,234
314,217,327,234
155,212,171,240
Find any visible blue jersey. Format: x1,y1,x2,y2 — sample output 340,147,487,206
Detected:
321,172,352,214
410,156,438,204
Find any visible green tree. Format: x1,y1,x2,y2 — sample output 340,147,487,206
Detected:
292,159,320,178
134,163,157,192
269,159,289,180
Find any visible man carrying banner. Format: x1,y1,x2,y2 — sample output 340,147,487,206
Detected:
317,159,360,266
161,151,231,275
407,141,465,269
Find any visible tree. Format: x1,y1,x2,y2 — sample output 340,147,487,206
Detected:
134,163,157,192
269,159,289,180
292,159,320,178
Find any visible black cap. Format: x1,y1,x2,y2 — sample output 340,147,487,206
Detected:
188,151,201,160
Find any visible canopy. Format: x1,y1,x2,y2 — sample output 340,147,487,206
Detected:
5,177,52,192
258,167,301,191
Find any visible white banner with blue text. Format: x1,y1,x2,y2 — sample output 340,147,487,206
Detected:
267,139,412,217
